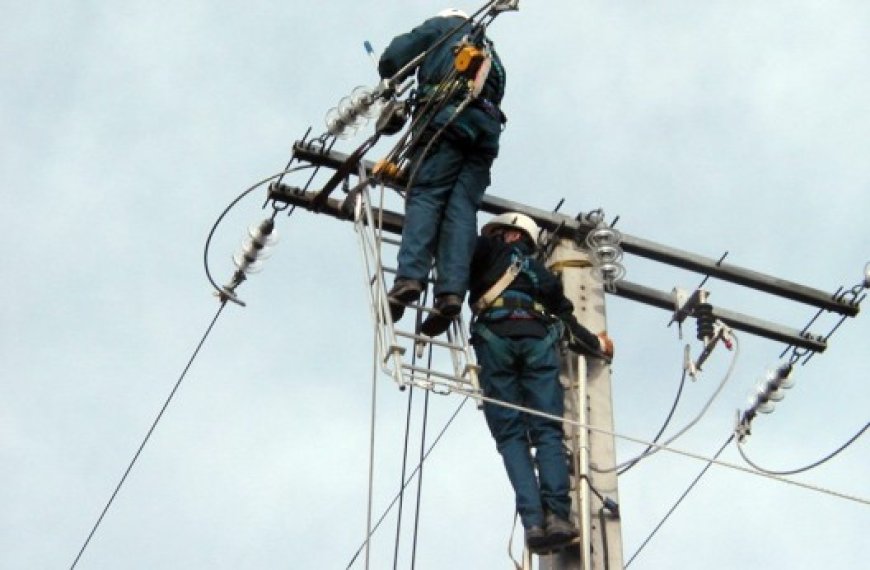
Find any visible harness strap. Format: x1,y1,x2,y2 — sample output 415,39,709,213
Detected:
472,321,563,360
472,259,522,314
417,82,505,123
486,296,546,314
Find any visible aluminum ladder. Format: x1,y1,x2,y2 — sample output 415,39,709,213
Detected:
350,182,482,402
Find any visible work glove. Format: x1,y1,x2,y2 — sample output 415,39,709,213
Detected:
564,320,614,363
596,331,615,360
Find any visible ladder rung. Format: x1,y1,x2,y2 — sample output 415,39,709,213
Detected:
401,362,478,385
394,329,466,351
355,185,481,398
379,236,402,247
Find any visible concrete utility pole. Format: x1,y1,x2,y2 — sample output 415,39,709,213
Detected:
537,240,623,570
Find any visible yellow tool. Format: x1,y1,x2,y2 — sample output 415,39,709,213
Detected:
454,43,487,77
373,159,403,179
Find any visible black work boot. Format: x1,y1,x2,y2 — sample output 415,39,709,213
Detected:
386,279,423,322
524,525,548,552
420,293,462,337
543,511,578,548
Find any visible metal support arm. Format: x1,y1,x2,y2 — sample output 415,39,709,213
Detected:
288,142,858,318
268,183,828,352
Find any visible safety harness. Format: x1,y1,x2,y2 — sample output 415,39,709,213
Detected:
473,251,547,320
414,34,507,124
471,254,563,356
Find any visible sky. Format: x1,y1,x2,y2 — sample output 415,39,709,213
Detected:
2,1,868,569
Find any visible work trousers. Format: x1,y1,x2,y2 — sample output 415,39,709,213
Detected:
396,105,500,297
472,324,571,529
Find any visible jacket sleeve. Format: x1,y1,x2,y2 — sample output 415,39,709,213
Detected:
536,262,574,321
378,17,447,79
467,235,495,307
536,261,602,354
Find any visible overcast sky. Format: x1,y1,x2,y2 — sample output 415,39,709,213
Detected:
2,1,868,569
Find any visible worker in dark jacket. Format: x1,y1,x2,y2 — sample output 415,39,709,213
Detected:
468,212,614,552
377,8,507,336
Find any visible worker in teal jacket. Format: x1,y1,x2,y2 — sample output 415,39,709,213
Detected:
468,212,614,552
378,8,507,336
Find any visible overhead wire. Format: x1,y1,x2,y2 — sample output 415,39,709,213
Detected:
346,397,471,569
596,333,742,474
203,166,313,296
392,384,416,569
737,422,869,476
72,163,317,568
624,434,734,568
411,378,433,570
391,296,434,570
446,383,870,506
410,335,437,570
69,302,228,569
618,367,688,476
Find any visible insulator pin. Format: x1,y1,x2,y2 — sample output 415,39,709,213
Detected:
695,302,715,340
325,85,385,139
233,219,278,275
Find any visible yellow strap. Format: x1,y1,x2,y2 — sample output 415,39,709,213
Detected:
488,297,546,313
548,259,593,274
472,261,521,313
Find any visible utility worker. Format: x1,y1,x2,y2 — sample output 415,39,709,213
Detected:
468,212,614,553
377,8,507,336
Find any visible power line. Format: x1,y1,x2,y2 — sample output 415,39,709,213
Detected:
410,345,436,570
392,383,417,569
624,435,733,568
203,168,309,298
392,321,435,570
448,384,870,506
618,367,688,476
411,388,432,570
69,302,227,570
737,422,869,476
346,397,470,569
602,334,741,474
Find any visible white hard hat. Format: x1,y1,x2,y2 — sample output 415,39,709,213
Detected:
437,8,469,19
482,212,540,244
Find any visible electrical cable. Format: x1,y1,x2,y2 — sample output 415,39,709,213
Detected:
624,434,733,568
737,422,868,476
410,380,433,570
617,367,688,476
446,383,870,506
69,302,228,570
392,385,416,570
596,334,742,474
579,473,607,505
345,397,470,569
203,166,312,296
598,506,611,570
391,299,433,570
